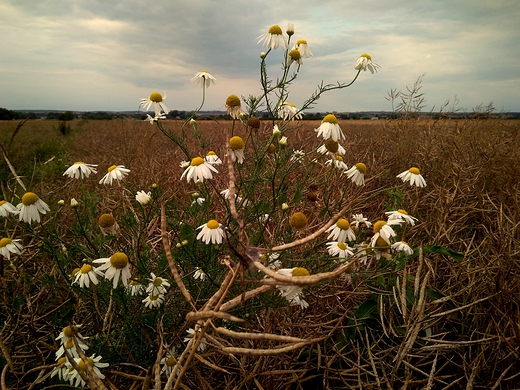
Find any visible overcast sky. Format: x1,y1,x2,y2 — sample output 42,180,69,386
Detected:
1,0,519,113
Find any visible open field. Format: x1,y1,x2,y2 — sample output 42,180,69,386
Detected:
1,117,520,389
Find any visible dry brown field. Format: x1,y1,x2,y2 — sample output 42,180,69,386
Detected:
1,116,520,388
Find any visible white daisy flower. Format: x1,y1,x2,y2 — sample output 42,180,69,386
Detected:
179,160,190,169
272,125,281,136
353,243,371,266
0,200,19,217
354,53,381,74
72,264,103,289
191,70,216,89
181,156,218,183
93,252,131,289
51,357,71,381
397,167,427,187
286,48,302,68
145,113,166,124
386,209,418,226
17,192,50,224
225,94,245,119
370,221,397,247
293,39,313,58
160,347,180,376
279,136,288,147
184,328,207,352
345,163,366,186
135,190,152,205
98,165,130,185
317,139,346,156
140,91,170,116
276,267,310,309
191,197,206,206
193,267,207,281
315,114,345,142
55,336,89,360
196,220,225,245
351,213,372,229
286,23,294,36
257,25,288,50
326,242,354,258
326,218,356,242
63,162,98,179
277,101,303,121
205,151,222,165
290,150,305,162
146,273,170,296
142,293,165,309
325,155,348,171
229,136,245,164
126,278,145,296
391,241,414,255
55,325,86,347
68,355,109,388
0,238,22,260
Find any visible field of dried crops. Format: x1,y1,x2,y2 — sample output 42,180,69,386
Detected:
1,116,520,389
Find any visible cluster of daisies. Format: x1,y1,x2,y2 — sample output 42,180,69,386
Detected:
314,113,427,187
51,325,109,387
71,250,173,310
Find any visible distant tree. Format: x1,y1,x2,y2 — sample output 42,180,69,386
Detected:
0,107,15,120
58,111,75,121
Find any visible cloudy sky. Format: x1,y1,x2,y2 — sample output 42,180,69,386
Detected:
1,0,519,113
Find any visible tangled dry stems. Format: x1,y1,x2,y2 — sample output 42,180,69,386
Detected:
1,117,520,389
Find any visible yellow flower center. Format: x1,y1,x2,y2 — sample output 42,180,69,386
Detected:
130,278,140,285
292,267,310,277
322,114,338,124
207,151,216,156
225,94,241,108
153,277,163,287
63,325,79,338
336,218,350,230
296,39,308,45
355,162,367,173
289,212,308,230
72,267,81,277
190,157,205,167
324,139,338,153
335,155,343,162
77,358,94,371
74,162,85,166
229,136,245,151
337,242,347,250
0,238,12,248
268,25,283,35
149,92,163,103
409,167,420,175
107,165,117,172
21,192,39,206
206,219,220,229
397,209,408,215
98,214,116,228
266,143,276,153
80,264,92,274
57,357,67,365
149,294,159,301
0,200,6,206
373,220,387,233
288,49,301,61
110,252,128,269
166,356,177,366
200,69,208,73
360,53,372,60
65,339,74,349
